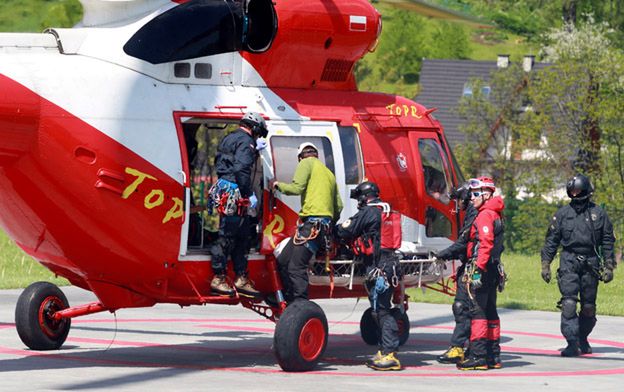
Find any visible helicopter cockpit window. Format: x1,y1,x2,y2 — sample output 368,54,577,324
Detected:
338,126,364,184
418,139,452,205
270,136,334,183
124,0,277,64
425,206,452,238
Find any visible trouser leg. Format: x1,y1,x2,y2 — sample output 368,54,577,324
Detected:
579,270,599,340
288,242,313,301
558,268,581,341
210,216,239,274
485,286,500,357
230,217,251,276
450,271,471,347
277,240,295,301
468,274,493,359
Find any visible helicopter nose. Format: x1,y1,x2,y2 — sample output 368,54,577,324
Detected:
0,74,40,166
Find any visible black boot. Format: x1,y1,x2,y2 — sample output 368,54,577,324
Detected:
561,340,580,357
579,338,592,354
457,356,488,371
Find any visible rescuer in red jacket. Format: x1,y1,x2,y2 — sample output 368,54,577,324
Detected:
456,176,505,371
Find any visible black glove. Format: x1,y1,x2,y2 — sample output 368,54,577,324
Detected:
435,248,452,261
602,268,614,283
541,260,551,283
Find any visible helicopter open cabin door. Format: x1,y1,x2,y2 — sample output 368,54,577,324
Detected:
409,131,457,246
260,120,361,254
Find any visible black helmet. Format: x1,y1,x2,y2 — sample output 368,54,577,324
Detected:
240,111,268,138
350,181,380,206
566,173,594,200
450,182,471,209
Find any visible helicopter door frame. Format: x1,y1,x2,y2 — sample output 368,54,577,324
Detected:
409,131,457,241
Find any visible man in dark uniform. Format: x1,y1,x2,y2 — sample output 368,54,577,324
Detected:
335,181,403,371
435,182,478,364
541,174,616,356
209,111,268,297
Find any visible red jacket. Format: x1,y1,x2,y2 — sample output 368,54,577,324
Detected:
467,196,505,270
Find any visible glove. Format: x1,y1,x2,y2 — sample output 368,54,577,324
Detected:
541,260,551,283
602,268,614,283
256,138,267,151
434,248,451,261
249,193,258,209
471,268,483,289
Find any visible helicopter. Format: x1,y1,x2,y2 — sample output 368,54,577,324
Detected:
0,0,465,371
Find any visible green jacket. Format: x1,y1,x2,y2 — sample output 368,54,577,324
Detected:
277,157,343,220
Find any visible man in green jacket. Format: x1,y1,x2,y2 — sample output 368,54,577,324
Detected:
269,142,343,302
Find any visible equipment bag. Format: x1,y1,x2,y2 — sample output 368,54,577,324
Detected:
368,202,402,250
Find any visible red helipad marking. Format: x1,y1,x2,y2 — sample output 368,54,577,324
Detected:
2,318,623,377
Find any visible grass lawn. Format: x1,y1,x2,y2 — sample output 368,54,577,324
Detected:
408,253,624,316
0,230,67,289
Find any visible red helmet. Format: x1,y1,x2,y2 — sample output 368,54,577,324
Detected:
468,176,496,192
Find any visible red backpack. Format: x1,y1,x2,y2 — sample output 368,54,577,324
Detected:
370,202,402,250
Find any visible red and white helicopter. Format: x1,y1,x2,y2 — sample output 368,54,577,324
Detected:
0,0,465,371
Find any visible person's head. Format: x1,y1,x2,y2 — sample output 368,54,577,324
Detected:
297,142,319,161
566,173,593,201
468,176,495,208
449,182,472,210
350,181,380,208
240,111,268,138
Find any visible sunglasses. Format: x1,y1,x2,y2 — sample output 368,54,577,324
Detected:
471,191,489,198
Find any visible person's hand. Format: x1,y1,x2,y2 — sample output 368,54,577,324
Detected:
256,138,267,151
434,249,451,261
249,193,258,209
268,178,278,191
471,267,483,289
541,260,551,283
602,268,614,283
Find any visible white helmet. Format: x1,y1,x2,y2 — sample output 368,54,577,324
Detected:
297,142,318,157
241,111,268,137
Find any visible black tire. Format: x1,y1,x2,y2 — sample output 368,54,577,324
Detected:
359,307,379,345
273,299,328,372
15,281,71,350
391,308,410,346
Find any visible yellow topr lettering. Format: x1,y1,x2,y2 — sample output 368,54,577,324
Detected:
263,214,285,249
144,189,164,209
123,167,157,199
163,197,184,223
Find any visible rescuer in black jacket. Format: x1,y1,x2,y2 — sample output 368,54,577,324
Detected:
541,174,616,357
434,182,479,364
335,181,403,371
209,111,268,298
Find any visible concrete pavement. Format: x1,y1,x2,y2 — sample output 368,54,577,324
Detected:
1,286,623,391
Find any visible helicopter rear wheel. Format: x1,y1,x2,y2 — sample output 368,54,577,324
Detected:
15,281,71,350
273,299,328,371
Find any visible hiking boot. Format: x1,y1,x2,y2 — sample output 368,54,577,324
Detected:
234,275,261,298
457,356,488,371
579,339,592,354
366,352,402,371
210,274,235,296
437,346,464,364
487,355,502,369
365,350,383,367
561,340,580,357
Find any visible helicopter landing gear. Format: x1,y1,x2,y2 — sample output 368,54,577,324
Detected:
359,307,410,346
15,281,71,350
273,299,328,371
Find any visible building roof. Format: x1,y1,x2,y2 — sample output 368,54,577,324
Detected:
416,58,547,147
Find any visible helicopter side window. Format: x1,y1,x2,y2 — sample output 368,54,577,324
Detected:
338,126,364,184
418,139,452,205
270,136,334,183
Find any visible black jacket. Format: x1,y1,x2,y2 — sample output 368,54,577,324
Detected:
335,198,383,266
436,203,478,262
541,201,615,265
214,128,256,197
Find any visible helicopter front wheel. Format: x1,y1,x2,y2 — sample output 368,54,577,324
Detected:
15,281,71,350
